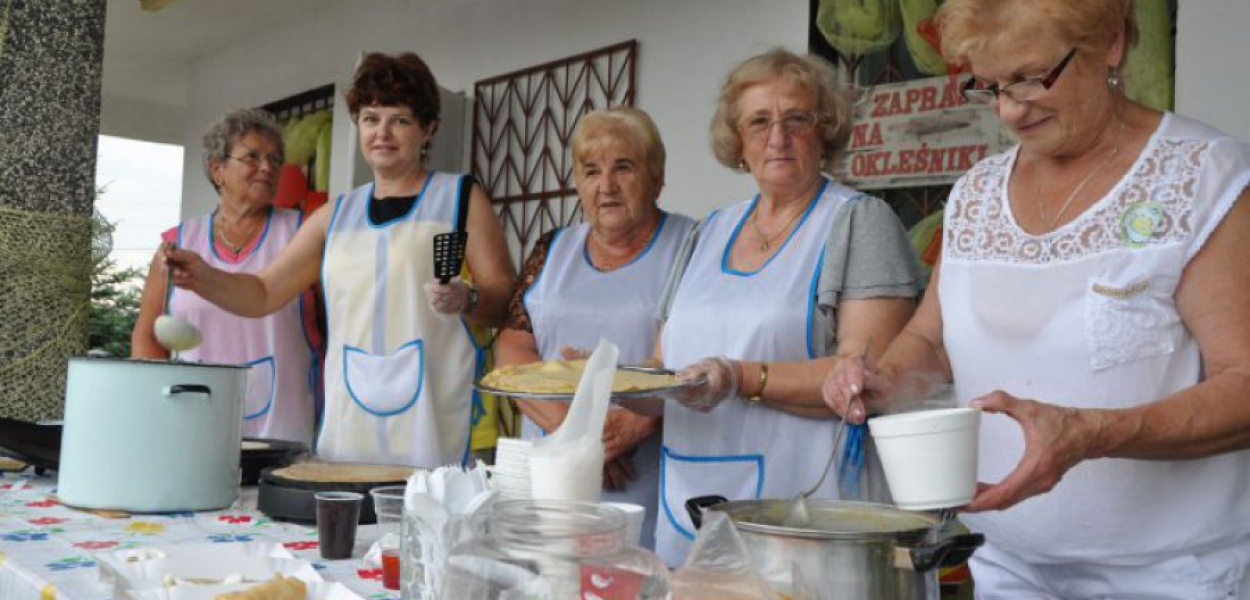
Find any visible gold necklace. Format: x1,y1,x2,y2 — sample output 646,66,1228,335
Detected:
216,212,260,253
750,201,807,252
1032,119,1126,231
588,219,660,272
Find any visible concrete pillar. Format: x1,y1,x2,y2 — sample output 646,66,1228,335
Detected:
0,0,106,422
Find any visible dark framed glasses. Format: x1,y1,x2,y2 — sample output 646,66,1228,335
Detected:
961,48,1078,105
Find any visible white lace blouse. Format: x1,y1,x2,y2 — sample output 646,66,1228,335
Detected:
940,113,1250,565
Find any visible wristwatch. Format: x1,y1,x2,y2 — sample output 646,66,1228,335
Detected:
464,285,480,314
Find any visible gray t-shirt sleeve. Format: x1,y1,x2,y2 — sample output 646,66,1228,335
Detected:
812,194,924,355
656,216,705,322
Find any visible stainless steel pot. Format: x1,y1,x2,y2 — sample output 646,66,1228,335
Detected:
687,495,983,600
58,357,249,512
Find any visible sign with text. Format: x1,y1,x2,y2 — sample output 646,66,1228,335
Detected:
836,75,1012,190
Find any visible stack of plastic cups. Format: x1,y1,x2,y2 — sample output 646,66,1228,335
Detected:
491,437,534,501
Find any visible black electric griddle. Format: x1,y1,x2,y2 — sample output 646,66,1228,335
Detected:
0,416,305,484
0,417,62,473
256,465,409,524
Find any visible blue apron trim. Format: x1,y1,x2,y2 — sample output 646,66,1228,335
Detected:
208,206,274,263
660,446,765,540
241,356,276,419
721,178,829,277
806,245,825,359
581,212,671,272
462,345,486,466
453,174,467,231
342,339,425,416
365,172,434,229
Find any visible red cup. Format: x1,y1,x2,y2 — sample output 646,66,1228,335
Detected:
381,547,401,590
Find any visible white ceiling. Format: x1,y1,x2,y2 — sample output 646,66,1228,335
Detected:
102,0,342,107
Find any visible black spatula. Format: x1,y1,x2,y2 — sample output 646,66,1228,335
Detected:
433,175,474,283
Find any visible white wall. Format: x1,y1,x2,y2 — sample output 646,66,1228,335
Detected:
1176,0,1250,143
180,0,806,221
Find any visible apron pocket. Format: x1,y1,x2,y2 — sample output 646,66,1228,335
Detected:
343,340,425,416
242,356,275,419
660,446,763,540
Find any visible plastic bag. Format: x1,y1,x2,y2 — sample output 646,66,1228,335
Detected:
669,511,778,600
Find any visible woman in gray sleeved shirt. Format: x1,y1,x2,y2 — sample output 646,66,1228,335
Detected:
646,47,923,566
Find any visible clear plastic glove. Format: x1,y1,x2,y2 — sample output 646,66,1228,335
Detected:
424,278,472,314
559,346,590,360
674,356,740,413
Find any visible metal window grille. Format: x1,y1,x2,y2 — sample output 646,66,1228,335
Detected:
470,41,638,267
261,84,335,122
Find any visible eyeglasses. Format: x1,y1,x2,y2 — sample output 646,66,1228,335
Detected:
227,151,284,169
739,111,822,139
961,48,1078,105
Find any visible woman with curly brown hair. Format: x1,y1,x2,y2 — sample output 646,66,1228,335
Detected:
167,52,515,467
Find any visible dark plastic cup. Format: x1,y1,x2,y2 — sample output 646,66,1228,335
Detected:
315,491,363,560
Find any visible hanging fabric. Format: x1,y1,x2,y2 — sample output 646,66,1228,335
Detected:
816,0,902,56
1124,0,1174,112
900,0,947,74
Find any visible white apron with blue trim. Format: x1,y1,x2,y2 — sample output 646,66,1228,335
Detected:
174,208,316,444
658,178,855,565
524,212,696,550
318,172,480,467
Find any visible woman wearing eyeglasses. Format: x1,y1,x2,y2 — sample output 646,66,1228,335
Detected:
163,53,515,467
132,108,320,445
649,48,923,565
823,1,1250,597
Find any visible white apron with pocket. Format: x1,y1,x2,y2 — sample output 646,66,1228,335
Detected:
658,178,859,565
173,208,316,444
523,212,696,549
318,173,481,467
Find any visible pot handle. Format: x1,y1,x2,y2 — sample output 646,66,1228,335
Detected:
163,384,212,397
684,495,728,530
895,533,985,572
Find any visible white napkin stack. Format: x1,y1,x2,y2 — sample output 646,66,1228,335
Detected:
529,338,620,502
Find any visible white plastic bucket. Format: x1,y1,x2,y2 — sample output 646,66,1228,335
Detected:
867,408,980,511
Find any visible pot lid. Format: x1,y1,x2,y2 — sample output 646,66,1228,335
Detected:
712,499,938,541
69,356,251,370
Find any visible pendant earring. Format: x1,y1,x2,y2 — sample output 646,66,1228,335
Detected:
1107,68,1124,90
736,160,749,174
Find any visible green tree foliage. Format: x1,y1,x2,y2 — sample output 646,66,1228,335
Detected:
88,211,143,357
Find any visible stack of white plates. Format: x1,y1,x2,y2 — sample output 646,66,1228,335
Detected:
491,437,533,501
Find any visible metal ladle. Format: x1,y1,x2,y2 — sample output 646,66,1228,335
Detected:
153,243,201,360
781,395,859,528
782,344,871,528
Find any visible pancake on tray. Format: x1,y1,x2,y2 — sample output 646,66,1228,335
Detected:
480,359,678,395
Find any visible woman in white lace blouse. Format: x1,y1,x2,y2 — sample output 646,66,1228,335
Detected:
823,1,1250,598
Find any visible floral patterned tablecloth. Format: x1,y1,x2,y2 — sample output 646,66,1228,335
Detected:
0,469,401,600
